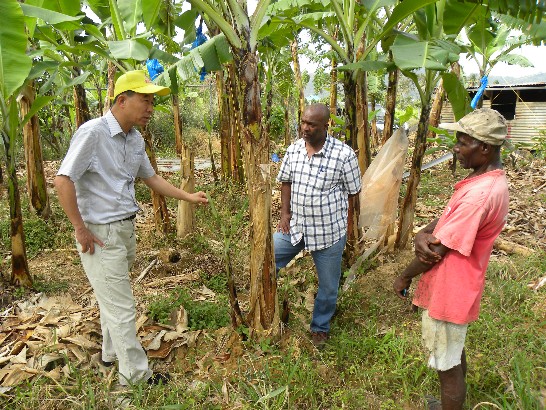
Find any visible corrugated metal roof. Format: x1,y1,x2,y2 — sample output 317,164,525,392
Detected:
467,82,546,91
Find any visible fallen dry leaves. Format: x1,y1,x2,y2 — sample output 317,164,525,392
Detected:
0,292,202,391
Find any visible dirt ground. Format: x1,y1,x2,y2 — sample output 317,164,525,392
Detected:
22,153,546,313
0,151,544,393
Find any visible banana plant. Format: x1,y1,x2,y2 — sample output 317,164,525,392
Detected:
178,0,279,338
0,0,56,287
462,17,545,107
390,0,477,248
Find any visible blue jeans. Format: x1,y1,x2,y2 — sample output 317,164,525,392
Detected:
273,232,347,333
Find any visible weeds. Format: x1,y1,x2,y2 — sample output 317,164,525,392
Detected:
1,161,544,409
146,287,229,330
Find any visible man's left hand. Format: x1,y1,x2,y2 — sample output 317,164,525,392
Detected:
393,275,412,300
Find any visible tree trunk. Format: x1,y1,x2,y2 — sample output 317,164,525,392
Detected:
383,58,398,144
233,47,279,338
177,143,195,238
2,121,32,287
343,74,358,149
283,94,291,146
329,56,338,122
103,62,116,114
206,82,218,183
427,79,445,140
264,72,273,139
73,67,91,129
142,127,170,234
291,36,305,138
395,102,432,249
20,82,51,219
171,94,195,238
355,72,371,171
370,97,379,148
227,63,244,183
343,67,361,263
216,70,231,179
173,94,183,157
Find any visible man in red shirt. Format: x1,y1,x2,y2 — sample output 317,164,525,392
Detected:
393,108,510,409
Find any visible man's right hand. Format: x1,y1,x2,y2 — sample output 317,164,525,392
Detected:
277,214,291,234
75,226,104,254
415,231,441,264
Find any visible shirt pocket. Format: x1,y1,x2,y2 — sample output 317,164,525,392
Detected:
313,165,340,192
129,153,144,177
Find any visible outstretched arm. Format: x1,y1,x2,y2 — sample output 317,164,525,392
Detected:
143,174,208,204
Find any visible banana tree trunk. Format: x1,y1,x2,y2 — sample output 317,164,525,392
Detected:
103,62,116,114
428,80,445,137
216,70,231,179
329,56,338,121
343,68,361,263
283,94,291,146
395,102,432,249
370,98,379,148
233,48,279,338
291,37,305,138
20,82,51,219
382,59,398,144
142,127,170,234
264,72,273,138
2,118,32,287
227,63,244,183
172,94,195,238
177,144,195,238
173,94,183,157
74,80,91,129
355,72,371,172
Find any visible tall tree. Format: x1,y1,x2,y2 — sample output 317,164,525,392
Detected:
19,82,51,219
0,0,52,286
186,0,279,337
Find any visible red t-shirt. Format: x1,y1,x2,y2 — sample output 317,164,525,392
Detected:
413,169,509,324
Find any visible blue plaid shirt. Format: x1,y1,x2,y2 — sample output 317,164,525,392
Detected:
277,135,361,251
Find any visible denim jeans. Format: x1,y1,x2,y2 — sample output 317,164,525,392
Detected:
273,232,347,333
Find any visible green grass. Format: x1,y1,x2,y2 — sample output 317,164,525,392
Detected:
1,163,545,409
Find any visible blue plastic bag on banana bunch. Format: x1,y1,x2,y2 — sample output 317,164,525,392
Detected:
358,127,408,240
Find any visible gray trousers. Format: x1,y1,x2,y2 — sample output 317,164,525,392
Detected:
78,219,152,385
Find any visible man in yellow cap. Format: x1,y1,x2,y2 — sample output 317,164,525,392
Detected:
393,108,510,409
54,70,208,386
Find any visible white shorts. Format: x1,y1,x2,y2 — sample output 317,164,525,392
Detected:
422,310,468,371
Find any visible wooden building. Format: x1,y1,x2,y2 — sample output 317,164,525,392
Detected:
441,82,546,147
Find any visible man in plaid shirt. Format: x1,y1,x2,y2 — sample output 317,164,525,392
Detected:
274,103,361,347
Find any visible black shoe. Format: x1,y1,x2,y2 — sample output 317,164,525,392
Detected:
147,372,171,385
100,359,115,367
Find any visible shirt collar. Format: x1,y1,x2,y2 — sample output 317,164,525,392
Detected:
105,110,129,138
297,134,332,157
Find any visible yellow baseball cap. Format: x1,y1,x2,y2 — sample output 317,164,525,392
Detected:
114,70,170,99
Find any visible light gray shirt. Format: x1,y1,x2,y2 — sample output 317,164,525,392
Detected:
57,111,155,224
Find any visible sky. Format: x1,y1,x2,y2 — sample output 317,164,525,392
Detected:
245,0,546,80
84,2,546,81
458,44,546,79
